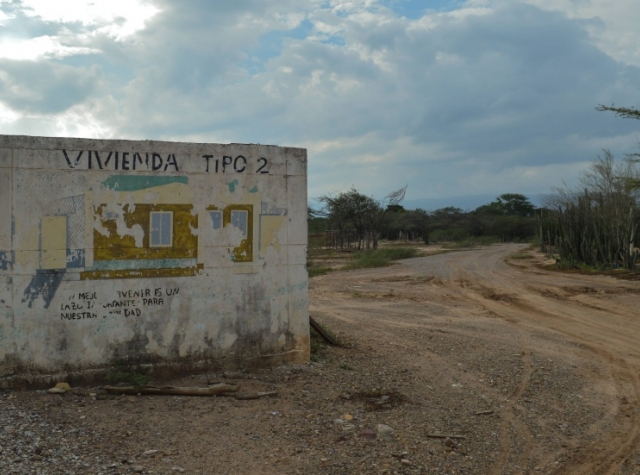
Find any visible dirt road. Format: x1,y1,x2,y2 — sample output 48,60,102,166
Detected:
1,243,640,474
311,243,640,474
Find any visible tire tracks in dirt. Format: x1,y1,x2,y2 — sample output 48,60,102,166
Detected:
311,244,640,474
430,245,640,474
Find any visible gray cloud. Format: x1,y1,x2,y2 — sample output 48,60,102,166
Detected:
0,59,101,113
1,0,640,207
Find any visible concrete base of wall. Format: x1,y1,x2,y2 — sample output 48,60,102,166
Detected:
0,344,310,390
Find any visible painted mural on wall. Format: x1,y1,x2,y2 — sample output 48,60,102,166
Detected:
16,152,290,307
0,137,309,382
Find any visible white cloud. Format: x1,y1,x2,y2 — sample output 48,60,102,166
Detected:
0,35,98,60
19,0,160,39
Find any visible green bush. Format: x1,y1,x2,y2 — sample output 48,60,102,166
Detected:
443,236,500,249
345,247,419,269
106,364,153,388
308,266,333,277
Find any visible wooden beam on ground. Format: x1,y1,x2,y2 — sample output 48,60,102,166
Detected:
309,316,339,346
103,383,239,397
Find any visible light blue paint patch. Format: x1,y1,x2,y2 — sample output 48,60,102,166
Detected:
102,175,188,192
227,180,239,192
0,251,13,271
89,258,197,271
22,270,66,309
249,186,258,193
66,249,85,269
275,281,308,296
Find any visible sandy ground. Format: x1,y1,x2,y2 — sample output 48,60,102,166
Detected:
2,243,640,474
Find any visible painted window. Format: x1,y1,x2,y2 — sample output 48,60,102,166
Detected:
230,210,248,237
150,211,173,247
209,211,222,230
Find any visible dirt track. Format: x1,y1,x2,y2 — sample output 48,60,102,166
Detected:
2,243,640,474
311,243,640,474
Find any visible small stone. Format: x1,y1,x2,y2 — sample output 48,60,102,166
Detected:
333,419,345,430
133,465,144,473
360,430,377,440
141,450,159,457
30,455,43,462
48,382,71,394
377,424,395,442
401,459,411,466
342,424,355,432
172,467,185,473
343,414,354,421
223,371,243,379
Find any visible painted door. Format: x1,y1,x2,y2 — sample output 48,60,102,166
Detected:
41,216,67,269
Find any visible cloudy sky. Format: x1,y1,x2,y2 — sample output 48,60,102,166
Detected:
1,0,639,209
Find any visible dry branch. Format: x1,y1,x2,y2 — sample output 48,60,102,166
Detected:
426,433,467,440
103,383,239,397
234,391,278,400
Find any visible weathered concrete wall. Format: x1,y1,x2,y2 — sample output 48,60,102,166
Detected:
0,135,309,387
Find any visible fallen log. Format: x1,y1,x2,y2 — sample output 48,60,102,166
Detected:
103,383,239,397
309,316,339,346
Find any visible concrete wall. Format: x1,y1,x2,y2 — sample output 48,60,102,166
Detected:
0,136,309,387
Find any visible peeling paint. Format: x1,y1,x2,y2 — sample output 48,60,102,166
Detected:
0,136,309,386
102,175,188,191
226,179,239,192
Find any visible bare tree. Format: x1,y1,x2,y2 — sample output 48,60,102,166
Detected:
318,186,407,249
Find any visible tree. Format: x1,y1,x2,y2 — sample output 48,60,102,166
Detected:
472,194,536,241
429,207,468,241
597,104,640,189
596,104,640,120
396,208,432,243
318,186,407,249
475,194,535,217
